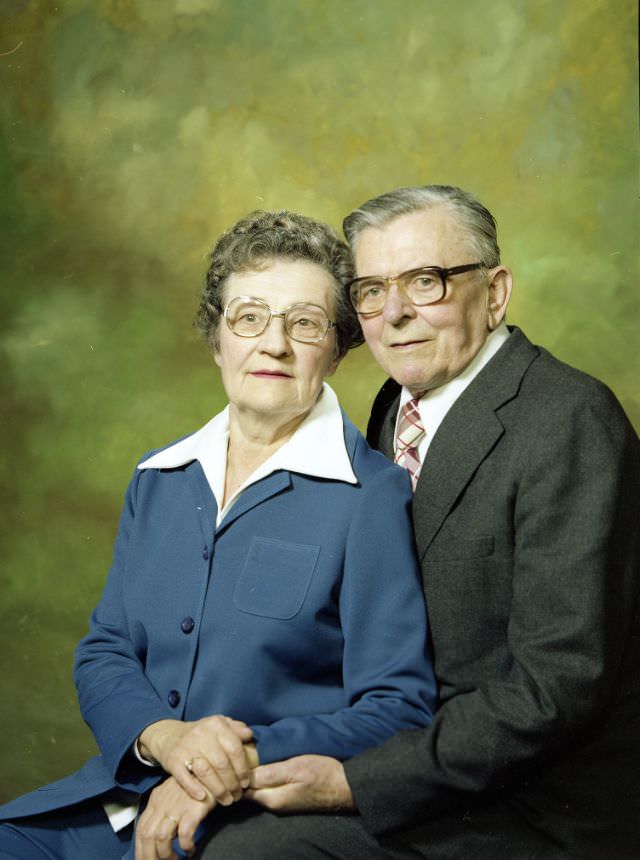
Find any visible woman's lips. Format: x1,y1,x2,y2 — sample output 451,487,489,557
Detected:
250,370,293,378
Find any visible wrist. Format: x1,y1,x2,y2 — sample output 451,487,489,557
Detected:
134,735,160,766
139,718,180,767
335,762,356,811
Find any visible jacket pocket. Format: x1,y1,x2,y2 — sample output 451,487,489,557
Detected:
234,537,320,620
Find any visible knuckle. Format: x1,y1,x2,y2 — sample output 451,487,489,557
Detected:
192,757,212,775
137,820,153,839
210,754,231,772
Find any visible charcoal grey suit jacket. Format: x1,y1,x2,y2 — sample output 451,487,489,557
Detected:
344,326,640,859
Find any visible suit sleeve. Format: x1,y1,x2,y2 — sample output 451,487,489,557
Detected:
73,469,172,793
250,465,437,764
345,381,640,834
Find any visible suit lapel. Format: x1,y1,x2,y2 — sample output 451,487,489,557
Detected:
412,400,504,559
367,377,401,454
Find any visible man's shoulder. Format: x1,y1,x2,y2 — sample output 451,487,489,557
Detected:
472,328,636,451
503,328,626,413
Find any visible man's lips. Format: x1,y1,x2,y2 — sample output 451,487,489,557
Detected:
389,339,430,349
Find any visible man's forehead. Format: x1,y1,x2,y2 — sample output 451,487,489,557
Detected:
354,208,469,273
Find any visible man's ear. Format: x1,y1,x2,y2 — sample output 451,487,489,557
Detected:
486,266,513,330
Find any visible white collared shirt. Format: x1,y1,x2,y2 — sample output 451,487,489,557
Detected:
104,382,356,831
395,324,511,461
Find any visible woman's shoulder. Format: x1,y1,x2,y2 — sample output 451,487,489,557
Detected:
341,411,409,490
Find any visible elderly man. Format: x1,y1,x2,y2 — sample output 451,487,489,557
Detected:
199,186,639,860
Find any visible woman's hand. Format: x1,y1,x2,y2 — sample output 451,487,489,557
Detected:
139,715,256,803
135,775,214,860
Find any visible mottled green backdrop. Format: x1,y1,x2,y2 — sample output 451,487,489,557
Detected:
1,0,637,799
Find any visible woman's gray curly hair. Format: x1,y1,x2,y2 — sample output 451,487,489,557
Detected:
195,210,363,356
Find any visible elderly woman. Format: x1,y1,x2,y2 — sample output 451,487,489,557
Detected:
0,211,436,860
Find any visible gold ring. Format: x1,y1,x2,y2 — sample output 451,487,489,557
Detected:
165,813,179,826
185,758,195,773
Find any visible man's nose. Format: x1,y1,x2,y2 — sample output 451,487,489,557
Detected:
382,283,416,324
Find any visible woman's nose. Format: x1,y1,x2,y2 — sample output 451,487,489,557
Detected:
258,315,292,355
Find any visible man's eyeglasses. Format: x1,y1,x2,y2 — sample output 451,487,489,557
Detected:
223,296,336,344
347,263,484,316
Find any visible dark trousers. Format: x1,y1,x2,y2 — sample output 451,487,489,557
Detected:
197,803,420,860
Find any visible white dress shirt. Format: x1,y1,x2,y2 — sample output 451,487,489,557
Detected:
395,324,511,461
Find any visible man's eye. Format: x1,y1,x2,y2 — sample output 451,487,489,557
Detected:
362,284,384,298
413,276,435,288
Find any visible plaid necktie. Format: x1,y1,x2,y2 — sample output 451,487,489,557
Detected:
395,398,425,491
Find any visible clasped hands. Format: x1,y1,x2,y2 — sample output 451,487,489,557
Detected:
135,714,257,859
135,715,354,859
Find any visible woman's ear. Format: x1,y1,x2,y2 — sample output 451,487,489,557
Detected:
485,266,513,330
211,328,222,367
325,347,344,378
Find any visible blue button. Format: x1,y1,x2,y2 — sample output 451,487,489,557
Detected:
167,689,181,708
180,616,195,634
202,546,209,560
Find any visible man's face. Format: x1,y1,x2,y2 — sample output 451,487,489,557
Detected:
354,207,510,394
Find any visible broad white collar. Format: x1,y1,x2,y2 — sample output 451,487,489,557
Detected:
138,383,357,521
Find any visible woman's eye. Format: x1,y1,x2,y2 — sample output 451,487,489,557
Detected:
362,285,383,299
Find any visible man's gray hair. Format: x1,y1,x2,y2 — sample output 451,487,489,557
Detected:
342,185,501,267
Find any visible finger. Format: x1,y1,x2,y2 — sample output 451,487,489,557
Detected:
223,716,254,741
248,762,290,789
203,717,251,786
155,835,178,860
190,754,238,804
170,761,209,802
136,818,173,860
153,818,180,860
215,732,252,787
176,808,205,855
244,785,292,812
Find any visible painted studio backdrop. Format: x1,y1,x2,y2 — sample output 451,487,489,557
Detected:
0,0,638,798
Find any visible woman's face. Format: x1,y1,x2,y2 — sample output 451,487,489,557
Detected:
214,258,341,428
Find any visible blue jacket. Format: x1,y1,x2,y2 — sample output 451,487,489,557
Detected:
0,414,436,818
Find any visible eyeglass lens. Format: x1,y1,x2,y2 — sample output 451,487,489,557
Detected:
350,268,445,314
226,298,330,343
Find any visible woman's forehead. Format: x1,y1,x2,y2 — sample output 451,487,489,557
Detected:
224,258,335,309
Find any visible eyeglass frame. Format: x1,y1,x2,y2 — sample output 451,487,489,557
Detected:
347,263,485,316
222,295,337,344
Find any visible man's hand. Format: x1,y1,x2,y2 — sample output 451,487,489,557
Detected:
138,715,255,804
245,755,355,813
135,775,215,860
